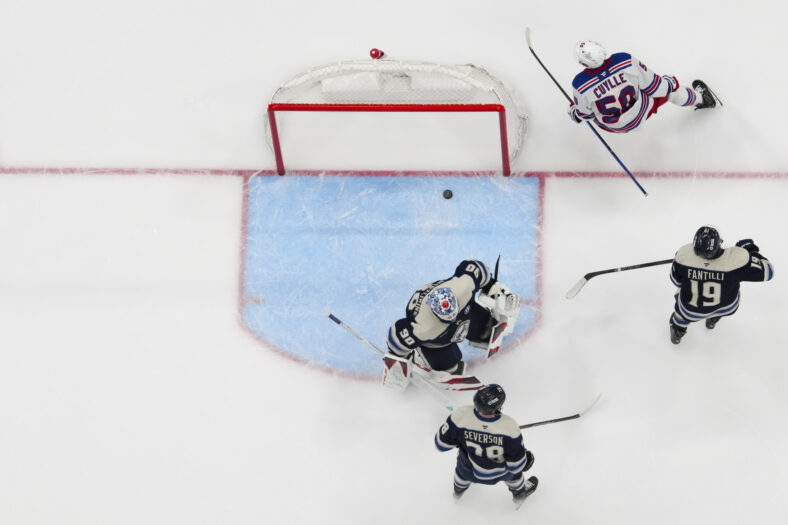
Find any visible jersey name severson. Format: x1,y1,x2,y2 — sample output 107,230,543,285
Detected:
463,430,503,445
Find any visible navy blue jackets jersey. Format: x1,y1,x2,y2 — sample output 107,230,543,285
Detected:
387,260,491,356
671,244,774,320
571,52,675,133
435,406,528,483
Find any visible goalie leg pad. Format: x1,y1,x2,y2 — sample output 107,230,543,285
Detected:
382,354,411,390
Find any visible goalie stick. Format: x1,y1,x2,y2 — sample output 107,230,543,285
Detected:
326,313,454,409
565,258,673,299
519,393,602,429
524,27,648,197
326,313,483,395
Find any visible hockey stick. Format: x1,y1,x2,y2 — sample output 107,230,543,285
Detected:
326,313,482,400
524,27,648,197
519,393,602,429
565,258,673,299
326,313,455,409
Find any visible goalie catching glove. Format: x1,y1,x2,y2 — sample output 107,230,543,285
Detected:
472,281,522,358
475,281,521,338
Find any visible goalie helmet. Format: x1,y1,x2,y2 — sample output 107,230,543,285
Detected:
474,384,506,416
575,40,607,69
427,287,459,322
693,225,723,259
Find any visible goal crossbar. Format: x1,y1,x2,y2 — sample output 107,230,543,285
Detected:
267,103,511,176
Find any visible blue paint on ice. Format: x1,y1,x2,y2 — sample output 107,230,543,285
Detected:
243,174,540,376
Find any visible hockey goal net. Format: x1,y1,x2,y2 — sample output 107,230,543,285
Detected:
265,57,527,175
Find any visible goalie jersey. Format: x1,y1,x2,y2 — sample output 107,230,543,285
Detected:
571,52,677,133
386,259,491,356
671,244,774,317
434,406,529,483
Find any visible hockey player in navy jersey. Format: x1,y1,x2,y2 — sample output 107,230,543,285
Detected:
435,384,537,508
383,259,520,389
669,225,774,344
568,40,717,133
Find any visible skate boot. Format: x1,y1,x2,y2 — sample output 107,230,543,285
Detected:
670,316,687,345
692,80,717,110
453,484,468,500
705,317,721,329
512,476,539,509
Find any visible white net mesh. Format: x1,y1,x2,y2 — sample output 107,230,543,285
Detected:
266,59,528,163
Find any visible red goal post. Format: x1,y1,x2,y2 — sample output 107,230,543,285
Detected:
265,58,528,175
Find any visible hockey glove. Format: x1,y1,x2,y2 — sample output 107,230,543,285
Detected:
567,104,582,123
523,450,535,472
736,239,760,253
481,277,497,295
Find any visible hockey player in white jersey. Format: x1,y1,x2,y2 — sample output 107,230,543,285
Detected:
383,259,521,389
568,40,718,133
435,384,537,508
669,225,774,344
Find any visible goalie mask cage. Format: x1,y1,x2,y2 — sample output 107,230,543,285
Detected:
265,58,528,175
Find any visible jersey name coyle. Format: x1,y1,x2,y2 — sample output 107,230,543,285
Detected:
592,73,628,98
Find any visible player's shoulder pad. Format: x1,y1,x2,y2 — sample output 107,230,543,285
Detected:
572,52,633,89
572,70,595,90
449,405,475,425
673,243,696,264
675,244,750,271
712,246,751,271
608,52,639,75
493,414,524,438
609,51,632,64
450,407,522,439
454,260,491,289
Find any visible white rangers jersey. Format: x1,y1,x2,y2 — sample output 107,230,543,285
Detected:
570,52,683,133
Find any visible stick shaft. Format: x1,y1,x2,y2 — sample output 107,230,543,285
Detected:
327,312,384,356
585,258,673,280
520,414,579,429
567,258,672,299
327,313,455,409
519,393,601,429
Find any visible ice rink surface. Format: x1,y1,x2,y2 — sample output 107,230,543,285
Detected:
1,1,787,524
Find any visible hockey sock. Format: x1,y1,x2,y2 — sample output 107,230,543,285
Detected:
669,87,698,107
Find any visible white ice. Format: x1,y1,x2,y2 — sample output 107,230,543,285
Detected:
1,1,787,524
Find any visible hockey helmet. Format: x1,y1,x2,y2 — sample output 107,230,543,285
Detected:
575,40,607,69
693,225,723,259
427,287,459,322
474,384,506,416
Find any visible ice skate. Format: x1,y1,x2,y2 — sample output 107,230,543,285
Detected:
670,317,687,344
512,476,538,510
453,484,468,500
705,317,721,329
692,80,718,110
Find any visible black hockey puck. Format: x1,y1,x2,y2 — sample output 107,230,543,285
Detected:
443,189,453,199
